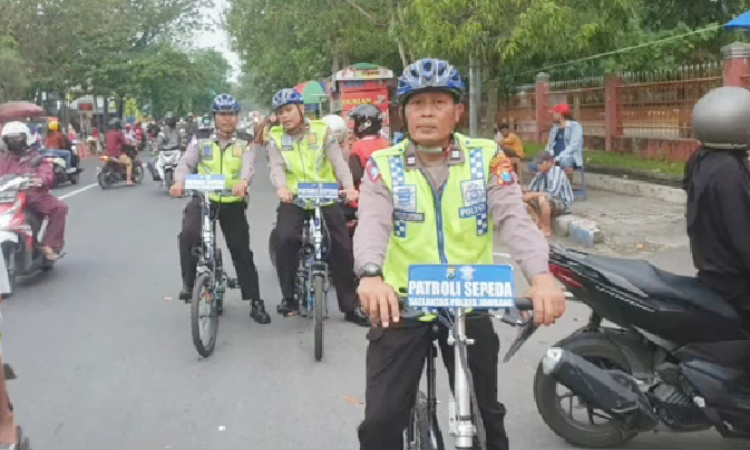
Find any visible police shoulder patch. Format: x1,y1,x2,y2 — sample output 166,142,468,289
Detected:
365,158,382,184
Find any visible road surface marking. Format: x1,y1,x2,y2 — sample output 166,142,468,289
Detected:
58,183,98,199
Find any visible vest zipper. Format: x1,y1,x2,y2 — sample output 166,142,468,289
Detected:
419,168,448,264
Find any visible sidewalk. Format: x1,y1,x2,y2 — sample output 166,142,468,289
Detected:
555,188,688,254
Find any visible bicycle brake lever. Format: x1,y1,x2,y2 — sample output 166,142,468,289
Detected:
502,317,539,363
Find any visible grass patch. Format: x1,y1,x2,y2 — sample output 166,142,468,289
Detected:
522,142,684,176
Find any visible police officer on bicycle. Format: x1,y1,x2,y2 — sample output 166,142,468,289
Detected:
267,88,370,326
170,94,271,325
354,58,567,449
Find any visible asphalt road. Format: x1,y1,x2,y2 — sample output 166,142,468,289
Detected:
1,153,747,449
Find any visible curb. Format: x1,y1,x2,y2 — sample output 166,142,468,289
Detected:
584,173,686,205
554,214,604,247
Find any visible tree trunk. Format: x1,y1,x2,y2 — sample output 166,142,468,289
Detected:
388,0,408,68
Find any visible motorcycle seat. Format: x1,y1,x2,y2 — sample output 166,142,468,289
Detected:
582,254,740,321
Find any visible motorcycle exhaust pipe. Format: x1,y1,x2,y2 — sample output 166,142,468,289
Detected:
542,348,659,429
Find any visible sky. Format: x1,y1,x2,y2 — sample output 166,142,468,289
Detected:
193,0,242,81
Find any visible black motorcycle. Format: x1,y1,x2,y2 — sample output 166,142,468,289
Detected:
97,145,144,189
520,244,750,448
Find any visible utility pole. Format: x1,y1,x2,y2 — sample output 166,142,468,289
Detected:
469,55,482,136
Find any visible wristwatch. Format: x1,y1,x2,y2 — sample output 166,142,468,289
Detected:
359,263,383,278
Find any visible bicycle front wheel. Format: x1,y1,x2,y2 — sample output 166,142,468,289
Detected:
405,392,438,450
191,273,219,357
313,274,325,361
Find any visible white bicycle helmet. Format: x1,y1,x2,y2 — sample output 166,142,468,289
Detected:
321,114,349,144
0,121,33,146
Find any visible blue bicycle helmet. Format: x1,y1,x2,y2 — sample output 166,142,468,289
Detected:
396,58,465,104
272,88,304,111
212,94,241,113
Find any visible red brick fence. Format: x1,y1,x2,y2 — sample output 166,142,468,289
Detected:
498,41,750,162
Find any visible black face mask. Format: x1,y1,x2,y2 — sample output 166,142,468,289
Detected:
3,138,27,154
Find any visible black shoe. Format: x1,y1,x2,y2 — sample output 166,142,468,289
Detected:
250,300,271,324
345,307,371,327
276,298,299,317
179,286,192,303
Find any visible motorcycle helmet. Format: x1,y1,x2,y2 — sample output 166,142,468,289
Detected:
271,88,303,111
349,104,383,138
397,58,465,105
164,111,177,127
109,118,122,129
1,121,32,154
48,120,60,132
692,86,750,150
322,114,349,145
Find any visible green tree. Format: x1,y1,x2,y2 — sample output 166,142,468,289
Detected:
0,35,29,102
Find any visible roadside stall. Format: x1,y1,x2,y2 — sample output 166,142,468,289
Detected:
330,63,395,139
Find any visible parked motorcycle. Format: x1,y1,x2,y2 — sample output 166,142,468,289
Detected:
524,244,750,448
97,146,144,189
0,174,56,297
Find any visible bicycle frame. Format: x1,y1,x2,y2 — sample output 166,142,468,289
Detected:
449,309,476,449
408,302,536,450
296,200,330,314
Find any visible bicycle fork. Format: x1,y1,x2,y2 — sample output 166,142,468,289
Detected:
448,309,475,449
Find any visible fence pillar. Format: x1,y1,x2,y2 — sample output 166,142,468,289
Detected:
722,41,750,87
604,75,622,152
535,72,550,143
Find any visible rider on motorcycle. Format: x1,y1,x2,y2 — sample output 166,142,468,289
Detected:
44,120,74,170
267,88,370,326
686,86,750,324
105,119,134,186
159,112,183,152
170,94,271,325
0,122,68,261
354,58,566,449
347,104,389,189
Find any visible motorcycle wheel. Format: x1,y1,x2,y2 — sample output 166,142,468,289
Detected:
69,172,79,185
97,170,113,190
53,167,65,189
164,170,174,190
533,333,637,449
133,165,145,184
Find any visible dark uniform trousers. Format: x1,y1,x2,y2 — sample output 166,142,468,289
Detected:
179,196,261,301
274,202,358,312
358,315,510,450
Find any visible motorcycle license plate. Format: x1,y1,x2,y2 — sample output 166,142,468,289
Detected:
297,182,339,201
184,174,226,191
406,264,516,309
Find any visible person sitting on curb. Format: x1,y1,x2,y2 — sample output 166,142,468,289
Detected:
529,103,583,181
523,152,574,237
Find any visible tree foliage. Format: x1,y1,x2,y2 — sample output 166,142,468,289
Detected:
0,0,228,118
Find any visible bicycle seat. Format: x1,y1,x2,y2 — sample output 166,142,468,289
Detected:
582,254,739,321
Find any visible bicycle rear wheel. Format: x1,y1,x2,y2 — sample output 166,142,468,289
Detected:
191,273,219,357
313,274,325,361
